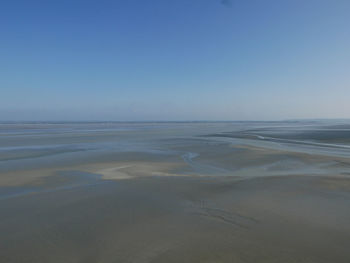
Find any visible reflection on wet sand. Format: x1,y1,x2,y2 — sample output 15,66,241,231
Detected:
0,121,350,262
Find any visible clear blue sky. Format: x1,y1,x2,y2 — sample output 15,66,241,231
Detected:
1,0,349,121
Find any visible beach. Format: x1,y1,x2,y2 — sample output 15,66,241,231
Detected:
1,121,350,262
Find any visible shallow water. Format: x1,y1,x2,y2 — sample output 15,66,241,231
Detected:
1,120,350,175
1,121,350,262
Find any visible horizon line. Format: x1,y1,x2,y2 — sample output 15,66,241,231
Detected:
1,118,350,124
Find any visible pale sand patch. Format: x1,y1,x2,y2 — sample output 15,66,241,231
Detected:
98,165,134,180
0,159,188,186
95,161,188,180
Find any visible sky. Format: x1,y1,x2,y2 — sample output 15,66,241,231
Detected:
1,0,350,121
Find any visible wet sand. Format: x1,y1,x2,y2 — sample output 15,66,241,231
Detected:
1,121,350,262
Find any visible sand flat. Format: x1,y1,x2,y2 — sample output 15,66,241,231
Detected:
1,121,350,262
